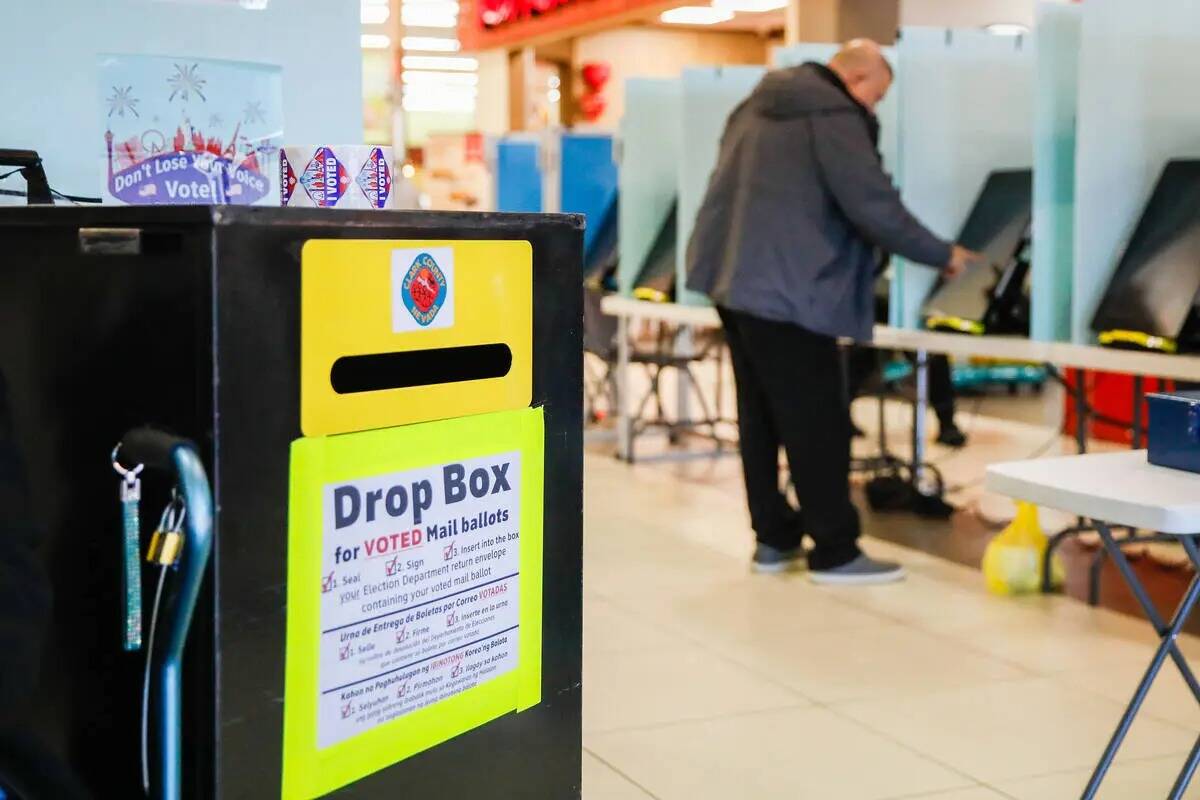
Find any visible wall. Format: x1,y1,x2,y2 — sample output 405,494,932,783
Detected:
900,0,1038,28
1,0,361,199
786,0,899,44
475,49,512,137
572,27,768,129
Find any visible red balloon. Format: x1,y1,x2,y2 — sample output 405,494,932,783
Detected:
579,92,607,121
580,62,611,92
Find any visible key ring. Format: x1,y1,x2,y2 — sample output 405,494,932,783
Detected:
111,444,145,483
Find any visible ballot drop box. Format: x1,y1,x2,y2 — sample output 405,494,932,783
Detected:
0,206,584,798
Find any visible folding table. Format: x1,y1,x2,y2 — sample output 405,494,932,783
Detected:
987,450,1200,799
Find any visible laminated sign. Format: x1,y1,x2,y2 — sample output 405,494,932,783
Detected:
283,241,542,799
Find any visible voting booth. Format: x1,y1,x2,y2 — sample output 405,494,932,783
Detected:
0,206,583,798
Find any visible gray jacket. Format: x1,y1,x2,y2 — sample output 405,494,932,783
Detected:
685,63,952,341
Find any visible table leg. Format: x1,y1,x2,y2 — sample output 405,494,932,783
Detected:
911,348,929,492
1132,375,1144,450
675,325,694,436
616,313,633,463
1082,531,1200,799
1074,368,1089,455
1169,734,1200,800
1098,525,1200,699
1043,368,1092,594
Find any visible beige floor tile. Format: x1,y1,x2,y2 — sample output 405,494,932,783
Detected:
585,596,686,656
587,706,975,800
583,750,655,800
718,622,1031,704
625,571,888,648
584,546,739,607
584,642,804,734
900,788,1010,800
952,597,1169,675
819,571,1052,638
837,677,1195,783
1051,657,1200,730
997,755,1200,799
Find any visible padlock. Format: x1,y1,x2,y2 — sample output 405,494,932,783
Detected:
146,528,185,566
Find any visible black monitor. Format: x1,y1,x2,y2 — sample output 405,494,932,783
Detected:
583,194,619,291
0,149,53,205
1092,159,1200,352
923,169,1033,335
632,200,677,303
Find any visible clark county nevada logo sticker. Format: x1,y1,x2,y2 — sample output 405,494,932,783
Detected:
392,247,455,332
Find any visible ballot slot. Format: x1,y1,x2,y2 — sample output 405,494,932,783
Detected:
329,343,513,394
631,199,678,303
923,169,1033,336
1092,159,1200,354
301,239,533,437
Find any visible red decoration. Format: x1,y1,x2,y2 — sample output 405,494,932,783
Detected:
578,61,610,122
578,92,607,122
581,62,610,92
478,0,574,28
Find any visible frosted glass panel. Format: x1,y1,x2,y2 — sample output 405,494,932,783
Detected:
1031,3,1081,343
1,1,361,200
891,28,1034,330
1072,0,1200,344
619,79,681,296
773,44,899,173
676,66,766,307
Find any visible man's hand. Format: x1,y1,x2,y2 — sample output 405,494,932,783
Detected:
944,245,982,279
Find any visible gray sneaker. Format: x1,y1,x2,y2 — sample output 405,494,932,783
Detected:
808,554,906,585
752,543,806,574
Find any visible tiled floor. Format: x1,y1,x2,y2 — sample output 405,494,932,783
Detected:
581,450,1200,799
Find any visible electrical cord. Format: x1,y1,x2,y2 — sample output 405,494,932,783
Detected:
141,564,169,796
0,161,103,205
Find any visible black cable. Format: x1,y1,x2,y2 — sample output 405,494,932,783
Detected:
0,163,102,204
52,189,102,204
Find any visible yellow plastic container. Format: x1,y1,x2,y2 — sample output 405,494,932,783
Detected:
982,502,1064,595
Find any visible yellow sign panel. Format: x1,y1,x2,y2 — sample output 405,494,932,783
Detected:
282,408,544,799
301,239,533,437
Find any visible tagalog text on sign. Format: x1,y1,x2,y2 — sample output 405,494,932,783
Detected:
316,450,522,749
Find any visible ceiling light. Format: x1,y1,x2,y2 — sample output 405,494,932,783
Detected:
402,70,480,86
402,55,477,71
403,96,476,113
660,6,734,25
361,33,392,49
985,23,1030,36
401,36,461,52
712,0,785,11
361,4,390,23
401,7,459,27
402,86,477,112
548,89,562,103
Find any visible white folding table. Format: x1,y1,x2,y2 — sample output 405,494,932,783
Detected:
987,451,1200,799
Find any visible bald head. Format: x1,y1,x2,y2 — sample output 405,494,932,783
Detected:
829,38,892,111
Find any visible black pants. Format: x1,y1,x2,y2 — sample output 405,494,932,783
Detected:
718,308,861,570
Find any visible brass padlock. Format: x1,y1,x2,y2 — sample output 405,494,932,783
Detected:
146,529,184,566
